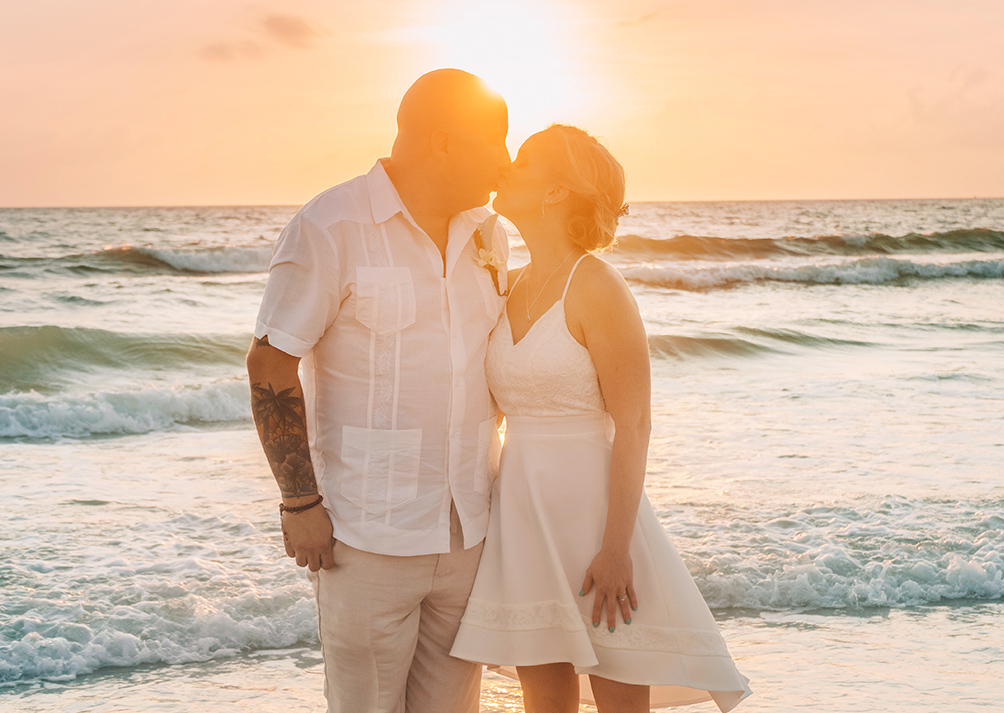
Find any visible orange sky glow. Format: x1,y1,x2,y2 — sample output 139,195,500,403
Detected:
2,0,1003,206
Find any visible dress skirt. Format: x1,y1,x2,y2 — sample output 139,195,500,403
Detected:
451,413,751,711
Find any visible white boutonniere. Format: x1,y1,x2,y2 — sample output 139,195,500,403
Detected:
472,213,507,296
475,246,505,271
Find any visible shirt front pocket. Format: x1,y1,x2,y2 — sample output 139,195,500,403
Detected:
355,267,417,336
340,425,422,515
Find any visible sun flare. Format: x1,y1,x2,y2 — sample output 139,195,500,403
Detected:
418,0,594,144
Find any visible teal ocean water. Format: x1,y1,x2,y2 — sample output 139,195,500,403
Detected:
2,200,1002,711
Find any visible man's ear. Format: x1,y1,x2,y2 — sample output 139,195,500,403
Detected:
429,129,450,161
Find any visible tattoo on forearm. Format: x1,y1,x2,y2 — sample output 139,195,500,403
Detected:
250,378,318,499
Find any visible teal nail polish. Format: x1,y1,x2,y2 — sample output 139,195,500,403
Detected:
593,621,599,628
632,605,637,611
608,626,615,633
579,589,585,597
626,618,632,625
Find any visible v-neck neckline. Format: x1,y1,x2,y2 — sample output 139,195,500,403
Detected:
506,298,562,347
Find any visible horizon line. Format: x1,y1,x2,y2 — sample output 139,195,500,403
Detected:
3,195,1003,210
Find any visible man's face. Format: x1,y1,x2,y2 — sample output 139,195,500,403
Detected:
445,111,511,210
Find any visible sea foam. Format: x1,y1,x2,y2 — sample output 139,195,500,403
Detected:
0,509,317,686
678,499,1004,610
0,380,251,439
4,498,1002,686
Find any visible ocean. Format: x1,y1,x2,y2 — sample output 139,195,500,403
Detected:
1,199,1002,711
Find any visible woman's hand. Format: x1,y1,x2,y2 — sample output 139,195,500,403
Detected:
580,547,637,632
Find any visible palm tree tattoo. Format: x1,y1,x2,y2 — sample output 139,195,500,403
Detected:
250,338,317,499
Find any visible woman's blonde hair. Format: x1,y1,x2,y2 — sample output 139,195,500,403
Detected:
542,124,627,252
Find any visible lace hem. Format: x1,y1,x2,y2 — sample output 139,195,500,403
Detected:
461,599,731,658
586,620,730,658
462,598,584,633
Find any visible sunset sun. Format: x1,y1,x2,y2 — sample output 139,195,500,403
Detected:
418,0,594,142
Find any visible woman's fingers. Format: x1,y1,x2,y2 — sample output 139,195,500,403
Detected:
580,570,593,597
617,590,632,624
591,592,604,629
589,583,637,631
606,593,618,632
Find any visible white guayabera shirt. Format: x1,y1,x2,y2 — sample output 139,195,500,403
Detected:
255,160,509,556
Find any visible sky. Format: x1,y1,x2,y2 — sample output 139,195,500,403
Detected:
2,0,1003,206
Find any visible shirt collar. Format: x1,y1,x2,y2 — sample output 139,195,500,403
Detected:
365,159,408,225
365,159,484,239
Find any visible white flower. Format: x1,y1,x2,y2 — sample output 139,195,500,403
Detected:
475,247,505,270
472,213,508,295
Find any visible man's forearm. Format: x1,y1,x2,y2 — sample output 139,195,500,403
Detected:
247,337,319,500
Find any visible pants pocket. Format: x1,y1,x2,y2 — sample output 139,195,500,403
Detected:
340,426,422,515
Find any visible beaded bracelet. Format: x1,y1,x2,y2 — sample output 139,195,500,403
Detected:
278,495,323,515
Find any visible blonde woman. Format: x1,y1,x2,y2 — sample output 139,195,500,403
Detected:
451,125,751,712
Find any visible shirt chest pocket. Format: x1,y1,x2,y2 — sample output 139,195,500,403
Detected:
354,267,417,336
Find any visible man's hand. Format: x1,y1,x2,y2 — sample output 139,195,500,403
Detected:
281,505,336,571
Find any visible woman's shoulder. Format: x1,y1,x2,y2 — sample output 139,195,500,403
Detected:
571,253,633,301
565,253,639,332
563,253,643,349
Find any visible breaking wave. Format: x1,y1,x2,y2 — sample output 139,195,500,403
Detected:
623,257,1004,290
0,326,249,393
648,328,874,359
0,380,251,439
614,228,1004,260
0,245,272,276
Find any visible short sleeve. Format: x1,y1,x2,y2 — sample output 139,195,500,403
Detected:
254,213,340,358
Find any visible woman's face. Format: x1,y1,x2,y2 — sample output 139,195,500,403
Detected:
492,132,554,220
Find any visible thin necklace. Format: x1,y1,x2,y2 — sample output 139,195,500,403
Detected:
524,252,576,322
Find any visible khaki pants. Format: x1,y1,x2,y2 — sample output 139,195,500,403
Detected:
308,507,484,713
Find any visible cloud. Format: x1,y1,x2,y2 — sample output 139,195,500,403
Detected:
199,12,323,61
260,13,322,49
199,40,264,62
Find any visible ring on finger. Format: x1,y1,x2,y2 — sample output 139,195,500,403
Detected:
618,594,627,601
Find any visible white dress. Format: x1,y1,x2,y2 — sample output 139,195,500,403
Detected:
450,256,752,711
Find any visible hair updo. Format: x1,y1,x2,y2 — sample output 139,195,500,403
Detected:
542,124,627,252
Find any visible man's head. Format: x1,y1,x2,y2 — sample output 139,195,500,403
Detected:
390,69,510,214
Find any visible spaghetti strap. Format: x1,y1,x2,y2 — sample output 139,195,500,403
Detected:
508,266,526,295
560,254,590,300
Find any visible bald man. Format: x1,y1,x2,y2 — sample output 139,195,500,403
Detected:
246,69,511,712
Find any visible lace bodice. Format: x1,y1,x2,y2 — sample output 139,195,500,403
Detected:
486,256,605,417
